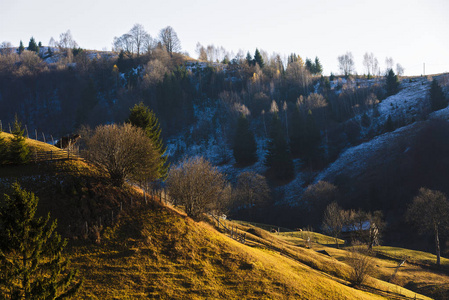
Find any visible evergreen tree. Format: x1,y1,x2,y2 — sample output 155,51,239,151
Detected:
75,80,98,128
303,110,322,165
385,114,394,132
385,69,399,96
305,58,313,73
8,116,29,165
0,182,82,298
314,57,323,75
265,113,294,180
233,114,257,165
0,134,8,164
289,106,305,157
127,102,168,179
246,52,253,66
18,40,25,54
361,113,371,128
27,37,39,53
254,48,264,68
430,79,447,111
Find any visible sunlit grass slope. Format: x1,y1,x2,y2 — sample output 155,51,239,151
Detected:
69,203,390,299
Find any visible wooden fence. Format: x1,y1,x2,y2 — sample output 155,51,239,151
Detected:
32,148,80,162
213,215,246,244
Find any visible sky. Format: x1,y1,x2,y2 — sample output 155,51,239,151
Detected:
1,0,448,76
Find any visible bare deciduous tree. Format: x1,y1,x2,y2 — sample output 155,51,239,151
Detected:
338,52,355,76
58,30,78,49
346,244,373,287
385,57,394,72
113,24,152,55
406,188,449,266
167,157,227,219
362,52,379,76
396,63,404,76
129,24,152,55
84,123,159,187
235,171,270,219
159,26,181,55
322,202,346,248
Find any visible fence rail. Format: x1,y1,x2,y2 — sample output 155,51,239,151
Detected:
213,215,246,244
32,148,81,162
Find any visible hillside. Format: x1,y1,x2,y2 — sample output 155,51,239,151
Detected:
0,136,441,299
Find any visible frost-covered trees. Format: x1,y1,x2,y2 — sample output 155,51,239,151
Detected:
0,183,82,298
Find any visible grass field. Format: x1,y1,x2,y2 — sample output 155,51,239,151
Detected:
0,134,441,299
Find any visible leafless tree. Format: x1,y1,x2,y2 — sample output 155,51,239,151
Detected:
113,34,134,53
83,123,159,187
346,243,373,287
235,171,270,219
385,57,394,72
362,52,379,76
322,202,346,248
159,26,181,55
338,52,355,76
167,156,227,218
303,181,339,220
58,30,78,49
406,188,449,266
48,37,57,48
129,24,152,55
142,59,169,87
396,63,404,76
195,42,208,61
113,24,152,55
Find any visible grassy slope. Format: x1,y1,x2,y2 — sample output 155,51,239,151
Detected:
0,134,433,299
271,225,448,300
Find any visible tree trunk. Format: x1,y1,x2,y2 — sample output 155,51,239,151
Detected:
435,225,441,266
335,236,339,249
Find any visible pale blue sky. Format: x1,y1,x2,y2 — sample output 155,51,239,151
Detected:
1,0,448,75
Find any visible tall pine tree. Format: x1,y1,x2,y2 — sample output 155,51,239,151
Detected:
18,40,25,54
430,79,447,111
265,113,294,180
303,110,322,166
8,115,29,165
27,37,39,53
0,182,82,299
289,105,305,157
127,102,168,179
385,69,399,96
233,114,257,166
254,49,264,68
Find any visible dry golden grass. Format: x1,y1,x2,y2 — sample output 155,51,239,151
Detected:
0,132,439,299
69,205,392,299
